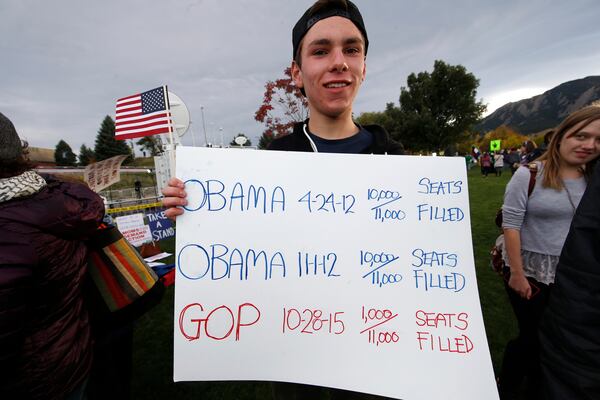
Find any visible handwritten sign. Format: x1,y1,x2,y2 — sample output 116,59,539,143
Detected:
115,213,152,247
84,154,127,192
147,210,175,241
174,147,498,400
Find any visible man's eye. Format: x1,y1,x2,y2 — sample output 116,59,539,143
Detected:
345,47,360,54
313,49,327,56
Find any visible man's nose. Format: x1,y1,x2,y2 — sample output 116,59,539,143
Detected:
330,49,349,72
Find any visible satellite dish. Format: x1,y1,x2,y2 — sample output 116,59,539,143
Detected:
234,135,248,146
168,91,190,137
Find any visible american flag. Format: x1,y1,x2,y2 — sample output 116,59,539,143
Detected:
115,86,173,140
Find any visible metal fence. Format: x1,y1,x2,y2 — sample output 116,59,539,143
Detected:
100,187,159,202
101,187,165,219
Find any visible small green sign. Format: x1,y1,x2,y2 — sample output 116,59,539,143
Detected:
490,139,501,152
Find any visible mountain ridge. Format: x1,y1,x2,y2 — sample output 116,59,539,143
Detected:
477,75,600,134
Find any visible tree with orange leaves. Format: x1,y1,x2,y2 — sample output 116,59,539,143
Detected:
255,67,308,149
479,125,528,152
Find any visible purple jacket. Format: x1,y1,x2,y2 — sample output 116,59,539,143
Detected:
0,175,104,399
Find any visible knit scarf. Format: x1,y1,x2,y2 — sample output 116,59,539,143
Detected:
0,170,47,203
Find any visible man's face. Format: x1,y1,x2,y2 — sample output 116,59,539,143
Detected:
292,16,366,120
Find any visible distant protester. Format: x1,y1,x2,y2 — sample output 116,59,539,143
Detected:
540,130,554,153
494,151,504,176
506,147,520,175
472,145,481,162
499,106,600,400
480,152,492,177
520,139,542,165
0,112,105,399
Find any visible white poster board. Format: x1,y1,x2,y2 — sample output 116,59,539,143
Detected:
174,147,498,400
115,213,152,247
154,153,172,196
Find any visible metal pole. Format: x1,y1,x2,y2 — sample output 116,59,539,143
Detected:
219,127,224,148
200,106,208,146
190,121,196,147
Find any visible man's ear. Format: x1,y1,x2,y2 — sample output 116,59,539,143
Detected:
291,61,303,89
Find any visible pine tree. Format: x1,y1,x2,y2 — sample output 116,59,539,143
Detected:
78,144,95,166
229,133,252,147
94,115,132,162
258,132,274,150
54,140,77,166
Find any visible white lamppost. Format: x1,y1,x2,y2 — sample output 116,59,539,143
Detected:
209,122,215,147
200,106,208,146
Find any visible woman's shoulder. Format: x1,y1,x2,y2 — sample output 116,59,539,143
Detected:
506,163,540,195
516,161,542,176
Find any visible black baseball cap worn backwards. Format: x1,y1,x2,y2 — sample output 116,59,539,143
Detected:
292,0,369,59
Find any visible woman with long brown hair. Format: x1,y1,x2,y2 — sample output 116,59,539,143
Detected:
499,106,600,399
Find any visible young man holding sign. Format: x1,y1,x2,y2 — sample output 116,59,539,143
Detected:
164,1,399,398
163,0,403,219
268,0,404,155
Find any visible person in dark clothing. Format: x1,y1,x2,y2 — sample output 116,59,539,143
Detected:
506,148,520,175
0,112,105,399
538,129,554,154
539,159,600,399
134,178,142,199
521,140,543,164
162,1,400,398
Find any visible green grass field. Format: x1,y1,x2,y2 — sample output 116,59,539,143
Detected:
131,168,516,399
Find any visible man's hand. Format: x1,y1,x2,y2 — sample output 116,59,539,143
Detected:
162,177,187,221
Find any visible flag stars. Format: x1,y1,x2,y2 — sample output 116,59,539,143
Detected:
141,87,167,114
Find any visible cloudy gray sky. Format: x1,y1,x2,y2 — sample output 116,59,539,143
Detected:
1,0,599,153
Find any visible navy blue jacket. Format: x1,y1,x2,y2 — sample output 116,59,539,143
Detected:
268,121,404,154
